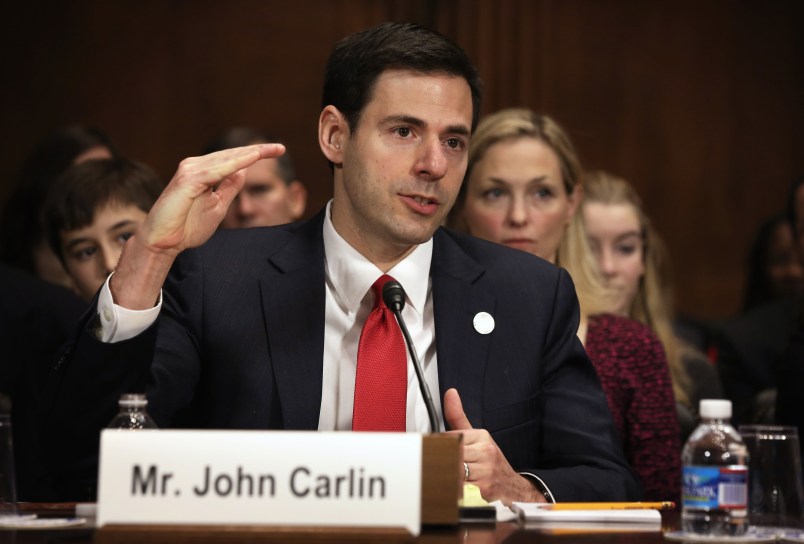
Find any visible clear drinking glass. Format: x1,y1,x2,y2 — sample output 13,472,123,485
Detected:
0,412,17,519
0,398,38,525
0,397,73,528
738,424,804,537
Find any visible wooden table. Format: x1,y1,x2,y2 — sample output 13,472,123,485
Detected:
1,503,680,543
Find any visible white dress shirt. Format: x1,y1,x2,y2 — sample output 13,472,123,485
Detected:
96,201,444,432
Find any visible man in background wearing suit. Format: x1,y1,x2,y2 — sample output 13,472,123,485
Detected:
44,22,640,503
202,127,307,229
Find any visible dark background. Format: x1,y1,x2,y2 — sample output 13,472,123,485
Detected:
2,0,802,320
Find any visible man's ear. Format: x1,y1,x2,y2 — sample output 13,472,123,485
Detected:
287,180,307,220
319,105,347,165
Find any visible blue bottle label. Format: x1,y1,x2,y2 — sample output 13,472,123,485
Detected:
682,465,748,510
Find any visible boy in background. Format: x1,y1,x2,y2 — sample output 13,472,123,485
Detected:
44,158,163,302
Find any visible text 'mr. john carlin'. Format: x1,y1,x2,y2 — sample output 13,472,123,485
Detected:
132,464,387,499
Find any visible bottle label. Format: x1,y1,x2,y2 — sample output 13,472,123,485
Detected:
682,465,748,510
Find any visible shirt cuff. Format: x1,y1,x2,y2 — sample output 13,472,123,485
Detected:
518,472,556,503
97,273,162,342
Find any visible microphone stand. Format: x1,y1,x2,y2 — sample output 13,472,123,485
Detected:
383,281,439,434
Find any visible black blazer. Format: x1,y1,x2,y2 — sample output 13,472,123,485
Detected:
44,210,640,501
1,264,86,500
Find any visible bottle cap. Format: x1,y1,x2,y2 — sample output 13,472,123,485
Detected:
699,399,732,419
119,393,148,408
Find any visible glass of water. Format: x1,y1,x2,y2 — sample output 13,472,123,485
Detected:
739,424,804,537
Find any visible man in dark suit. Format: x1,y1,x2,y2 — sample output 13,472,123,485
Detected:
44,22,640,503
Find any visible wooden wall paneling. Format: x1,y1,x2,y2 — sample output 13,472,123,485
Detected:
1,0,802,319
0,0,433,223
433,0,804,318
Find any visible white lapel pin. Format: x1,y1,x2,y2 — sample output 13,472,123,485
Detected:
473,312,495,335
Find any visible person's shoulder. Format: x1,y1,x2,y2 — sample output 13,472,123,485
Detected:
0,263,85,345
591,313,653,336
435,227,558,277
589,313,664,354
721,297,797,335
202,225,275,251
0,263,85,319
196,214,322,262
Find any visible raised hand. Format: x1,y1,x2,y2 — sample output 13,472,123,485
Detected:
443,388,547,505
143,144,285,254
110,144,284,310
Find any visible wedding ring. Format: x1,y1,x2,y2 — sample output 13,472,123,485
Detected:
463,462,470,481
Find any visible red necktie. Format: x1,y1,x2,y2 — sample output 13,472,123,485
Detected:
352,274,407,431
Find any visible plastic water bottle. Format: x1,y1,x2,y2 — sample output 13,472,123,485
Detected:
681,399,749,536
106,394,158,430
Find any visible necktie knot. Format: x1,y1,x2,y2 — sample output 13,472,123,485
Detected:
371,274,396,310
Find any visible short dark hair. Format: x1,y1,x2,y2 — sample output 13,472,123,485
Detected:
44,158,163,262
322,22,483,136
202,127,296,184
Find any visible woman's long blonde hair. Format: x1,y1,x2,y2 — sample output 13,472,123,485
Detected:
447,108,614,318
582,171,691,406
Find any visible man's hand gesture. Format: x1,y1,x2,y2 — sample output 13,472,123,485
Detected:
444,388,548,506
111,144,285,310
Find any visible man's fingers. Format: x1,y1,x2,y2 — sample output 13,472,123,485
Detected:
443,388,473,431
207,144,283,205
255,142,286,160
213,172,247,210
189,144,287,189
211,143,284,179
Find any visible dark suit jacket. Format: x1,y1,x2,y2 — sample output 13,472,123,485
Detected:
776,327,804,458
43,210,640,501
713,298,798,425
0,263,86,500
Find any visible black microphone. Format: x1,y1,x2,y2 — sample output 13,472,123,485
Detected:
382,280,439,434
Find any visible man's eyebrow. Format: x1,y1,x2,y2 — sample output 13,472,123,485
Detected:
445,124,470,136
380,115,470,136
381,114,426,128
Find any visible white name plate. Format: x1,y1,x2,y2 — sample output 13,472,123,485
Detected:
97,430,422,535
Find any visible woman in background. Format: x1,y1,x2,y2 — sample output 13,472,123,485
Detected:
712,213,802,425
0,125,116,288
581,171,724,436
448,108,681,501
742,213,802,312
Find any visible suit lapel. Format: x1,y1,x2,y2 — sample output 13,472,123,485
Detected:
259,212,326,430
431,229,496,429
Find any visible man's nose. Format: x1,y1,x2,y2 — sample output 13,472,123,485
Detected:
415,138,447,181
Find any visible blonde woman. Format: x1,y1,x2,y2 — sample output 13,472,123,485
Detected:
448,109,681,501
581,171,723,436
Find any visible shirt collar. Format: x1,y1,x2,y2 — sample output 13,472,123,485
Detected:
322,200,433,315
